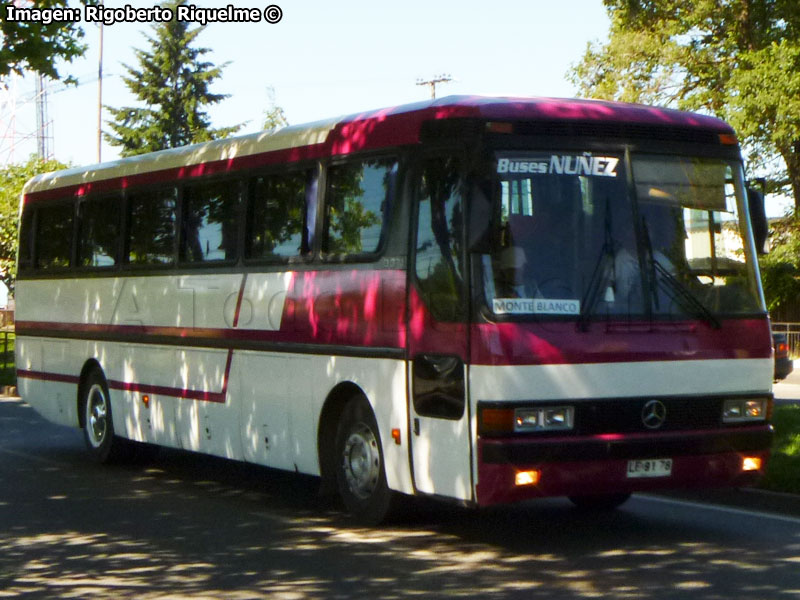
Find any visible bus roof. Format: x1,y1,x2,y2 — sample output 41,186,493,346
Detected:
23,95,735,200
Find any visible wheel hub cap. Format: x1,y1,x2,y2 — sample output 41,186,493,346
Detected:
86,384,108,448
342,423,380,499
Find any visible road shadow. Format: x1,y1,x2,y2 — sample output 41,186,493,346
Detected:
1,399,799,599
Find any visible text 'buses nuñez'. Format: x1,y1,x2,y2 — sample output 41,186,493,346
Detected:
16,96,773,523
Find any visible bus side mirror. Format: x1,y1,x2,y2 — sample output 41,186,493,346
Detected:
747,187,768,255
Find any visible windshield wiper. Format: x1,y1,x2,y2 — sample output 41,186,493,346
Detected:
652,261,721,329
579,196,615,331
641,219,721,329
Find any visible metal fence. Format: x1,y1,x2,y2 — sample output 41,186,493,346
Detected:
772,322,800,358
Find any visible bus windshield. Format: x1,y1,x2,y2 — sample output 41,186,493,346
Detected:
477,151,763,321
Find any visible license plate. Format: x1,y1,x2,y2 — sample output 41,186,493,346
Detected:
627,458,672,478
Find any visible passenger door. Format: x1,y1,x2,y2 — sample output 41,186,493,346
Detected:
407,155,473,501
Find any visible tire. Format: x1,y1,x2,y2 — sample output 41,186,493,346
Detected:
81,369,130,463
569,492,632,511
334,395,398,524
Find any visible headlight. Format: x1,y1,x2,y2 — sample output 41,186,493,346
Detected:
478,404,576,436
722,398,767,423
515,406,574,432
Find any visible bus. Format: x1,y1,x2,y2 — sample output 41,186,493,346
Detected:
15,96,773,523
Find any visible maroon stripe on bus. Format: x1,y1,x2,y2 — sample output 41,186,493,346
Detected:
107,379,226,403
15,318,407,350
15,317,770,366
17,367,226,403
219,272,250,402
232,273,249,328
15,320,233,341
16,368,225,403
16,369,79,385
327,104,475,154
469,318,772,365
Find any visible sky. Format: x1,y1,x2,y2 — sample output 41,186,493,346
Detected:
1,0,792,215
3,0,611,164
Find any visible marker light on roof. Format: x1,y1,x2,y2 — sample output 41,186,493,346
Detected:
486,122,514,134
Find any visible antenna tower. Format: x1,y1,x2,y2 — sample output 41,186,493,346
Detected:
0,75,19,165
1,1,55,164
35,74,53,160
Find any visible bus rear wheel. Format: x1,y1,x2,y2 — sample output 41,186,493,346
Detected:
81,369,130,463
334,395,398,524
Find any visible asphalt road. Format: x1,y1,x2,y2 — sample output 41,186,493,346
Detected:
2,397,800,599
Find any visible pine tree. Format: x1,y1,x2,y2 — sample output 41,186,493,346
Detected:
105,0,240,157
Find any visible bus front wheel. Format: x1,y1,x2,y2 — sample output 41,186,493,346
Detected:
334,395,398,524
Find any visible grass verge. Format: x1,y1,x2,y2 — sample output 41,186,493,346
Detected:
760,405,800,494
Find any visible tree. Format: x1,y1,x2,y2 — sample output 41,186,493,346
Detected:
0,0,91,82
728,39,800,210
105,0,240,156
0,156,68,293
758,215,800,318
262,86,288,133
569,0,800,211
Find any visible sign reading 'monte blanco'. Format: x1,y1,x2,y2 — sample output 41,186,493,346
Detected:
492,298,581,315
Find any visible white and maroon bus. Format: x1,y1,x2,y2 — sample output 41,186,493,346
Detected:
15,96,773,522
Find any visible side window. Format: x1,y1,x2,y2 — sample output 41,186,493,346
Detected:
128,187,177,266
78,195,121,267
181,180,239,263
37,202,74,270
414,156,465,321
17,208,34,272
323,158,397,256
246,170,309,260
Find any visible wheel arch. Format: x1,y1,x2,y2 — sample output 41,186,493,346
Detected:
317,381,370,493
77,358,105,429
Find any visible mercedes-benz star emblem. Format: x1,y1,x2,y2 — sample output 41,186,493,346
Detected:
641,399,667,429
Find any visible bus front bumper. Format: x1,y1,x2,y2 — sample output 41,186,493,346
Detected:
475,426,773,507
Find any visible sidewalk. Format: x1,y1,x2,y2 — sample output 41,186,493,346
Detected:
774,359,800,404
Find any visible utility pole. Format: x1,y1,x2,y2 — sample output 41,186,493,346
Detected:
416,74,452,99
97,20,104,163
